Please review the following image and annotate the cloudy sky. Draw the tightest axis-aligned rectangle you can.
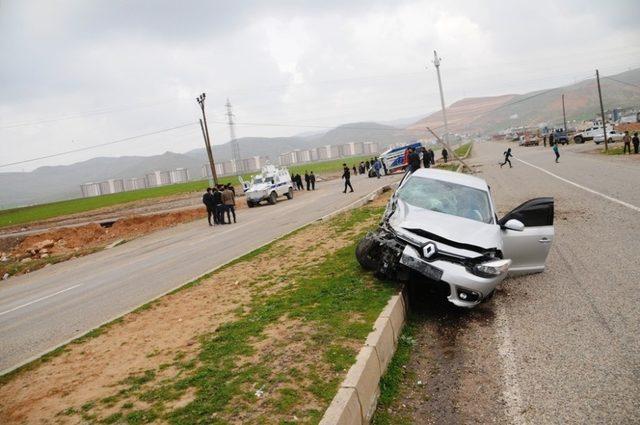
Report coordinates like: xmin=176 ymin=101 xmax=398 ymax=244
xmin=1 ymin=0 xmax=639 ymax=171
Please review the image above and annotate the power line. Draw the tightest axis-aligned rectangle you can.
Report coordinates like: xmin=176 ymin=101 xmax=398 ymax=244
xmin=603 ymin=76 xmax=640 ymax=90
xmin=0 ymin=122 xmax=197 ymax=169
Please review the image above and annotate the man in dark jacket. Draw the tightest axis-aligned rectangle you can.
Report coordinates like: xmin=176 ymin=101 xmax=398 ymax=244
xmin=408 ymin=148 xmax=421 ymax=172
xmin=442 ymin=148 xmax=449 ymax=163
xmin=202 ymin=188 xmax=216 ymax=226
xmin=342 ymin=163 xmax=354 ymax=193
xmin=310 ymin=171 xmax=316 ymax=190
xmin=304 ymin=171 xmax=311 ymax=191
xmin=421 ymin=147 xmax=430 ymax=168
xmin=429 ymin=148 xmax=435 ymax=165
xmin=212 ymin=186 xmax=224 ymax=224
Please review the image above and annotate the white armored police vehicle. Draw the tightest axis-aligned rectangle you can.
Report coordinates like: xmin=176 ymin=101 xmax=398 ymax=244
xmin=240 ymin=163 xmax=294 ymax=207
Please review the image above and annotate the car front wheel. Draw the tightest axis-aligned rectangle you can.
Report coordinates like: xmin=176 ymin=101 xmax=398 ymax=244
xmin=355 ymin=233 xmax=381 ymax=271
xmin=574 ymin=135 xmax=583 ymax=144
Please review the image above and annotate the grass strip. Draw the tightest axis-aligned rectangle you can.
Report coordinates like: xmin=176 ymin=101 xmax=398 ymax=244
xmin=371 ymin=323 xmax=417 ymax=425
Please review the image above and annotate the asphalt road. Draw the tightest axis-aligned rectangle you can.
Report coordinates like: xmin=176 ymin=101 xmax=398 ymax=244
xmin=388 ymin=142 xmax=640 ymax=424
xmin=0 ymin=174 xmax=400 ymax=373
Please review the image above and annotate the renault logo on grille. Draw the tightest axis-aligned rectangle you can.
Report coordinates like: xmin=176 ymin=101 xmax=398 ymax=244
xmin=422 ymin=242 xmax=437 ymax=259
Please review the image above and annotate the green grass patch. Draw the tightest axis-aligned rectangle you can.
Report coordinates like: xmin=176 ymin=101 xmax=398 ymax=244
xmin=372 ymin=323 xmax=417 ymax=425
xmin=435 ymin=163 xmax=459 ymax=172
xmin=454 ymin=142 xmax=472 ymax=158
xmin=599 ymin=144 xmax=636 ymax=155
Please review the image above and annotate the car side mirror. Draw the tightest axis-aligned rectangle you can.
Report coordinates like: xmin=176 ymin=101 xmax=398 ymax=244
xmin=502 ymin=219 xmax=525 ymax=232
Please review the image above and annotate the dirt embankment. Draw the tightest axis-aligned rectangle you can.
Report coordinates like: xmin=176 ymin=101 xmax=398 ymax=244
xmin=0 ymin=194 xmax=390 ymax=424
xmin=0 ymin=207 xmax=210 ymax=279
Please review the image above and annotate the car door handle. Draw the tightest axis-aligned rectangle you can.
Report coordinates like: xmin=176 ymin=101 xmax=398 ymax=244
xmin=538 ymin=238 xmax=551 ymax=243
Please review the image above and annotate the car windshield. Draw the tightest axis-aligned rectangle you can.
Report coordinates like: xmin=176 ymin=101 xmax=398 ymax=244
xmin=397 ymin=176 xmax=493 ymax=224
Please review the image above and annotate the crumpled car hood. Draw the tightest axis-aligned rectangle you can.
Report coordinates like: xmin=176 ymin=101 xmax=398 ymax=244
xmin=389 ymin=198 xmax=502 ymax=250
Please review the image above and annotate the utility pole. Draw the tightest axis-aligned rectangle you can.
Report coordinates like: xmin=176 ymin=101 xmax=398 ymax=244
xmin=197 ymin=93 xmax=218 ymax=186
xmin=427 ymin=127 xmax=471 ymax=172
xmin=561 ymin=94 xmax=568 ymax=133
xmin=596 ymin=70 xmax=608 ymax=152
xmin=226 ymin=99 xmax=242 ymax=174
xmin=433 ymin=50 xmax=450 ymax=143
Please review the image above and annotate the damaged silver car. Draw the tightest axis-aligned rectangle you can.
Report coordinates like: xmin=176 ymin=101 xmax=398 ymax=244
xmin=356 ymin=169 xmax=554 ymax=307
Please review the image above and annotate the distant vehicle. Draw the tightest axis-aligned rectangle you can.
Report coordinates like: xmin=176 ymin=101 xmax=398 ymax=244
xmin=573 ymin=126 xmax=604 ymax=144
xmin=379 ymin=142 xmax=423 ymax=174
xmin=239 ymin=163 xmax=293 ymax=207
xmin=518 ymin=136 xmax=539 ymax=146
xmin=593 ymin=130 xmax=625 ymax=144
xmin=551 ymin=129 xmax=568 ymax=145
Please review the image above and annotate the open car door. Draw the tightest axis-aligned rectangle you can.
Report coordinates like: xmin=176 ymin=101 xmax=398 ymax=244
xmin=499 ymin=197 xmax=554 ymax=275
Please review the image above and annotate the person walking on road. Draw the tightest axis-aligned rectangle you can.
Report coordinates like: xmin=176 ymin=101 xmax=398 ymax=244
xmin=222 ymin=184 xmax=236 ymax=224
xmin=304 ymin=171 xmax=311 ymax=191
xmin=202 ymin=188 xmax=216 ymax=226
xmin=310 ymin=171 xmax=316 ymax=190
xmin=553 ymin=143 xmax=560 ymax=163
xmin=342 ymin=163 xmax=354 ymax=193
xmin=622 ymin=131 xmax=632 ymax=155
xmin=442 ymin=148 xmax=449 ymax=163
xmin=212 ymin=186 xmax=224 ymax=224
xmin=632 ymin=132 xmax=639 ymax=154
xmin=373 ymin=158 xmax=382 ymax=178
xmin=500 ymin=148 xmax=513 ymax=168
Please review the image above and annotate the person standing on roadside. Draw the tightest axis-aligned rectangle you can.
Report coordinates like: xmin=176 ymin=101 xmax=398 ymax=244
xmin=382 ymin=160 xmax=388 ymax=175
xmin=310 ymin=171 xmax=316 ymax=190
xmin=342 ymin=163 xmax=354 ymax=193
xmin=352 ymin=165 xmax=357 ymax=175
xmin=408 ymin=148 xmax=421 ymax=172
xmin=212 ymin=186 xmax=224 ymax=224
xmin=365 ymin=160 xmax=370 ymax=171
xmin=500 ymin=148 xmax=513 ymax=168
xmin=553 ymin=143 xmax=560 ymax=163
xmin=202 ymin=188 xmax=216 ymax=226
xmin=543 ymin=134 xmax=547 ymax=147
xmin=421 ymin=147 xmax=430 ymax=168
xmin=428 ymin=148 xmax=435 ymax=165
xmin=222 ymin=184 xmax=236 ymax=224
xmin=304 ymin=171 xmax=311 ymax=191
xmin=442 ymin=148 xmax=449 ymax=163
xmin=622 ymin=131 xmax=632 ymax=155
xmin=632 ymin=132 xmax=639 ymax=154
xmin=296 ymin=174 xmax=304 ymax=190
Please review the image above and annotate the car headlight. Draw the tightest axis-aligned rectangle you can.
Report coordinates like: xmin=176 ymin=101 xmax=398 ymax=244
xmin=473 ymin=259 xmax=511 ymax=277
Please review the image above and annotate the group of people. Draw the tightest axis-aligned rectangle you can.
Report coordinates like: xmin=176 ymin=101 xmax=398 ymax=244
xmin=622 ymin=131 xmax=640 ymax=154
xmin=351 ymin=158 xmax=386 ymax=176
xmin=202 ymin=184 xmax=237 ymax=226
xmin=292 ymin=172 xmax=316 ymax=191
xmin=404 ymin=146 xmax=446 ymax=172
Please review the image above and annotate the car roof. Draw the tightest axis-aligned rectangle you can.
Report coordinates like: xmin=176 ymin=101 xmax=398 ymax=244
xmin=409 ymin=168 xmax=489 ymax=191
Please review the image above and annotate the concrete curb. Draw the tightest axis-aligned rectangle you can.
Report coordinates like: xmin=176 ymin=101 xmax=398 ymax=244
xmin=0 ymin=180 xmax=397 ymax=377
xmin=320 ymin=290 xmax=408 ymax=425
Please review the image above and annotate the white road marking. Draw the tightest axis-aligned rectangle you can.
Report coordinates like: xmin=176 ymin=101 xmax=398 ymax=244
xmin=514 ymin=157 xmax=640 ymax=212
xmin=495 ymin=300 xmax=527 ymax=425
xmin=0 ymin=284 xmax=83 ymax=317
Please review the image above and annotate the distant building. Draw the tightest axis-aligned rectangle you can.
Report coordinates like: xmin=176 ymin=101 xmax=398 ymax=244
xmin=80 ymin=182 xmax=101 ymax=197
xmin=98 ymin=179 xmax=125 ymax=195
xmin=170 ymin=168 xmax=189 ymax=184
xmin=124 ymin=177 xmax=147 ymax=191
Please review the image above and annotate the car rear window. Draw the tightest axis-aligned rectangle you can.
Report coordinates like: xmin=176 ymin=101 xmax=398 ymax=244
xmin=397 ymin=176 xmax=493 ymax=224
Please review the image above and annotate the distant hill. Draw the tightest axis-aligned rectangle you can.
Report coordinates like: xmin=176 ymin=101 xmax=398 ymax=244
xmin=408 ymin=67 xmax=640 ymax=134
xmin=1 ymin=122 xmax=419 ymax=208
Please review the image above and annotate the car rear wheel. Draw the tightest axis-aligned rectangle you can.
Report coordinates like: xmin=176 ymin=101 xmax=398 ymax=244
xmin=574 ymin=135 xmax=583 ymax=144
xmin=247 ymin=200 xmax=255 ymax=208
xmin=268 ymin=191 xmax=277 ymax=205
xmin=285 ymin=187 xmax=293 ymax=200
